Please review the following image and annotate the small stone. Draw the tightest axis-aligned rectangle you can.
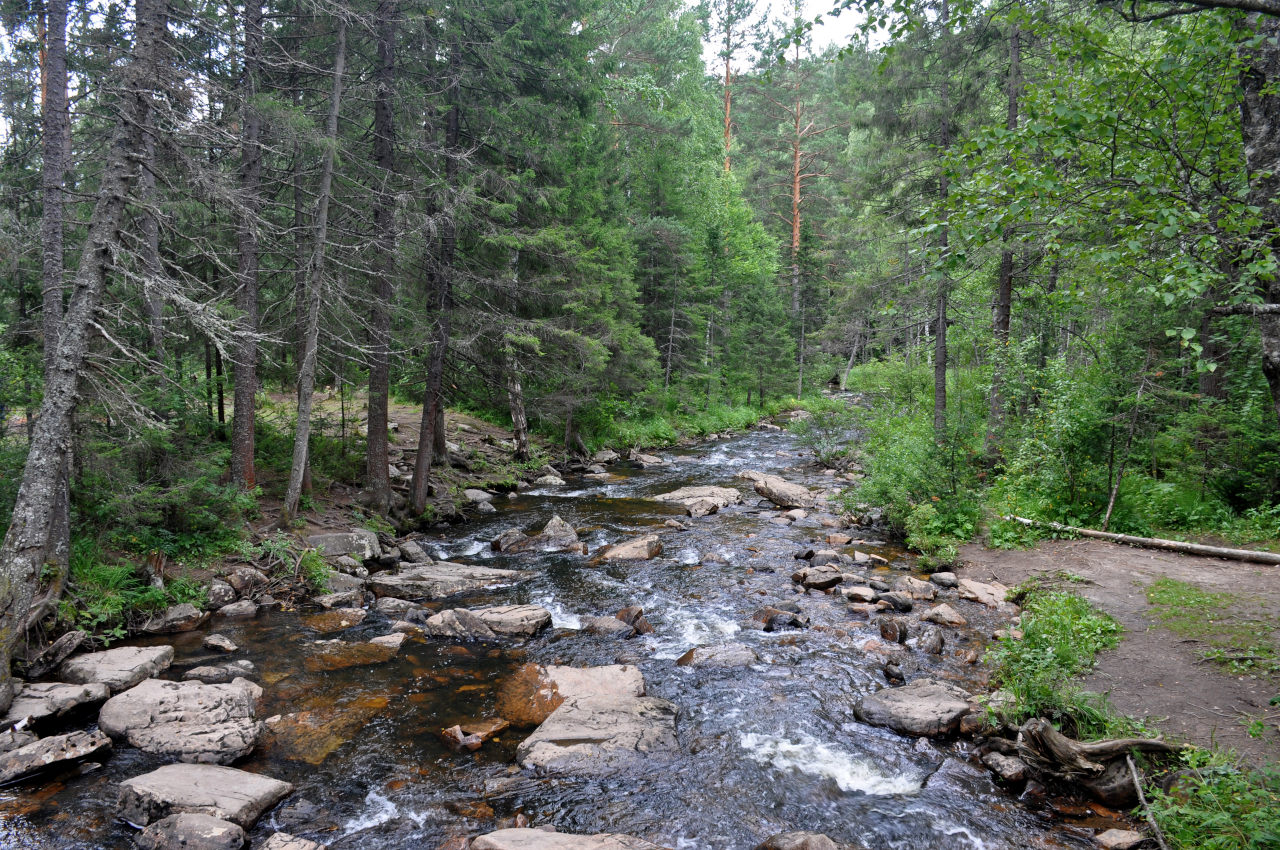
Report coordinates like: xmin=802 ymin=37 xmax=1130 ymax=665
xmin=207 ymin=580 xmax=237 ymax=609
xmin=216 ymin=600 xmax=258 ymax=619
xmin=183 ymin=660 xmax=257 ymax=685
xmin=755 ymin=831 xmax=839 ymax=850
xmin=929 ymin=571 xmax=958 ymax=588
xmin=225 ymin=567 xmax=268 ymax=596
xmin=1095 ymin=829 xmax=1146 ymax=850
xmin=878 ymin=592 xmax=914 ymax=612
xmin=440 ymin=725 xmax=483 ymax=752
xmin=982 ymin=751 xmax=1028 ymax=783
xmin=258 ymin=834 xmax=327 ymax=850
xmin=142 ymin=603 xmax=210 ymax=634
xmin=203 ymin=634 xmax=238 ymax=653
xmin=600 ymin=534 xmax=663 ymax=561
xmin=844 ymin=586 xmax=877 ymax=603
xmin=369 ymin=633 xmax=407 ymax=651
xmin=922 ymin=603 xmax=967 ymax=627
xmin=878 ymin=617 xmax=909 ymax=644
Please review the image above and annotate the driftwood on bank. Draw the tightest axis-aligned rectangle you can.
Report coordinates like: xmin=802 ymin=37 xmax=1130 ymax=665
xmin=1003 ymin=516 xmax=1280 ymax=566
xmin=1016 ymin=718 xmax=1182 ymax=779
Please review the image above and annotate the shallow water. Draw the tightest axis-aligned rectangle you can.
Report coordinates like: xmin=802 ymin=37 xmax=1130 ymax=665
xmin=1 ymin=424 xmax=1106 ymax=849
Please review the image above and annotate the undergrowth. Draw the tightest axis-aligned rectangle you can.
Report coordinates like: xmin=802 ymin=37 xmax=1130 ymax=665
xmin=1148 ymin=749 xmax=1280 ymax=850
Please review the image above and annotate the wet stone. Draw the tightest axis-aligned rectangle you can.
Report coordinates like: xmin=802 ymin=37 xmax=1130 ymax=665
xmin=755 ymin=832 xmax=841 ymax=850
xmin=982 ymin=751 xmax=1029 ymax=783
xmin=516 ymin=692 xmax=679 ymax=776
xmin=495 ymin=663 xmax=644 ymax=728
xmin=1 ymin=681 xmax=109 ymax=729
xmin=323 ymin=571 xmax=366 ymax=594
xmin=877 ymin=617 xmax=909 ymax=644
xmin=600 ymin=534 xmax=663 ymax=561
xmin=929 ymin=571 xmax=958 ymax=588
xmin=921 ymin=604 xmax=967 ymax=627
xmin=202 ymin=634 xmax=238 ymax=653
xmin=262 ymin=696 xmax=389 ymax=765
xmin=133 ymin=813 xmax=246 ymax=850
xmin=0 ymin=729 xmax=111 ymax=785
xmin=117 ymin=763 xmax=294 ymax=829
xmin=791 ymin=564 xmax=843 ymax=590
xmin=302 ymin=608 xmax=367 ymax=634
xmin=216 ymin=600 xmax=258 ymax=620
xmin=374 ymin=597 xmax=421 ymax=616
xmin=471 ymin=828 xmax=667 ymax=850
xmin=98 ymin=677 xmax=263 ymax=765
xmin=854 ymin=678 xmax=974 ymax=738
xmin=473 ymin=604 xmax=552 ymax=637
xmin=183 ymin=660 xmax=257 ymax=685
xmin=676 ymin=643 xmax=758 ymax=668
xmin=878 ymin=592 xmax=914 ymax=613
xmin=585 ymin=616 xmax=635 ymax=639
xmin=367 ymin=562 xmax=530 ymax=601
xmin=259 ymin=833 xmax=328 ymax=850
xmin=142 ymin=603 xmax=209 ymax=635
xmin=892 ymin=575 xmax=937 ymax=601
xmin=302 ymin=641 xmax=396 ymax=673
xmin=59 ymin=645 xmax=174 ymax=694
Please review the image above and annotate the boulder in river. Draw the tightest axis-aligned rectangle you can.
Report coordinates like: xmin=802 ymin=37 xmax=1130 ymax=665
xmin=791 ymin=564 xmax=843 ymax=590
xmin=98 ymin=677 xmax=263 ymax=764
xmin=367 ymin=562 xmax=530 ymax=600
xmin=516 ymin=690 xmax=679 ymax=775
xmin=921 ymin=603 xmax=967 ymax=627
xmin=592 ymin=449 xmax=621 ymax=464
xmin=259 ymin=832 xmax=327 ymax=850
xmin=494 ymin=516 xmax=585 ymax=555
xmin=742 ymin=472 xmax=816 ymax=508
xmin=585 ymin=616 xmax=636 ymax=638
xmin=892 ymin=575 xmax=937 ymax=601
xmin=754 ymin=832 xmax=843 ymax=850
xmin=854 ymin=678 xmax=974 ymax=737
xmin=472 ymin=828 xmax=667 ymax=850
xmin=216 ymin=600 xmax=258 ymax=619
xmin=117 ymin=763 xmax=294 ymax=828
xmin=676 ymin=643 xmax=758 ymax=668
xmin=748 ymin=606 xmax=810 ymax=631
xmin=183 ymin=660 xmax=257 ymax=685
xmin=495 ymin=663 xmax=645 ymax=727
xmin=207 ymin=580 xmax=237 ymax=609
xmin=202 ymin=634 xmax=238 ymax=654
xmin=651 ymin=486 xmax=742 ymax=512
xmin=134 ymin=813 xmax=246 ymax=850
xmin=0 ymin=729 xmax=111 ymax=785
xmin=472 ymin=605 xmax=553 ymax=637
xmin=142 ymin=603 xmax=209 ymax=634
xmin=423 ymin=609 xmax=497 ymax=641
xmin=600 ymin=534 xmax=663 ymax=561
xmin=59 ymin=644 xmax=174 ymax=693
xmin=958 ymin=578 xmax=1009 ymax=607
xmin=1 ymin=681 xmax=109 ymax=730
xmin=929 ymin=571 xmax=958 ymax=588
xmin=305 ymin=530 xmax=380 ymax=562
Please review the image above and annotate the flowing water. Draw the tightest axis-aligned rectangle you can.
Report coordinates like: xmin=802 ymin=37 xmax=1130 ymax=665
xmin=1 ymin=425 xmax=1114 ymax=849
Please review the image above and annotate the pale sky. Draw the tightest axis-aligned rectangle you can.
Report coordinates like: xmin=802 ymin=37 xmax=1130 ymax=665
xmin=700 ymin=0 xmax=868 ymax=73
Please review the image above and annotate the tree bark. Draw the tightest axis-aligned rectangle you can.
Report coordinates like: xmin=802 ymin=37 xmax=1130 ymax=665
xmin=0 ymin=0 xmax=164 ymax=713
xmin=933 ymin=0 xmax=952 ymax=437
xmin=1237 ymin=17 xmax=1280 ymax=431
xmin=365 ymin=0 xmax=398 ymax=514
xmin=139 ymin=132 xmax=165 ymax=360
xmin=281 ymin=17 xmax=346 ymax=526
xmin=505 ymin=342 xmax=530 ymax=462
xmin=230 ymin=0 xmax=263 ymax=491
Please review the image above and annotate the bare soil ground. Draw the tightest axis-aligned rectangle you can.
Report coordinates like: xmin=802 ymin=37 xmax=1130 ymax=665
xmin=958 ymin=539 xmax=1280 ymax=767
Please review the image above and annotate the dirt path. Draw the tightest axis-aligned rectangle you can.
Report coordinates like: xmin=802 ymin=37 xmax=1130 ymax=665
xmin=958 ymin=538 xmax=1280 ymax=767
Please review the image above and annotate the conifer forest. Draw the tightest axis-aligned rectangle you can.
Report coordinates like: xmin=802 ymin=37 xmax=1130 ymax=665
xmin=1 ymin=0 xmax=1279 ymax=848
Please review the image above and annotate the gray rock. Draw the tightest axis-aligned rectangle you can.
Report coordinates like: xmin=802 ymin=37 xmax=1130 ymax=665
xmin=305 ymin=530 xmax=380 ymax=562
xmin=929 ymin=571 xmax=958 ymax=588
xmin=0 ymin=729 xmax=111 ymax=785
xmin=366 ymin=562 xmax=530 ymax=601
xmin=1095 ymin=829 xmax=1146 ymax=850
xmin=398 ymin=540 xmax=431 ymax=564
xmin=748 ymin=606 xmax=809 ymax=631
xmin=517 ymin=692 xmax=679 ymax=775
xmin=368 ymin=633 xmax=406 ymax=651
xmin=592 ymin=449 xmax=621 ymax=464
xmin=685 ymin=499 xmax=720 ymax=518
xmin=534 ymin=474 xmax=566 ymax=487
xmin=476 ymin=501 xmax=498 ymax=514
xmin=99 ymin=678 xmax=263 ymax=764
xmin=982 ymin=751 xmax=1028 ymax=782
xmin=755 ymin=833 xmax=840 ymax=850
xmin=374 ymin=597 xmax=421 ymax=616
xmin=844 ymin=586 xmax=877 ymax=603
xmin=676 ymin=643 xmax=758 ymax=667
xmin=423 ymin=609 xmax=497 ymax=640
xmin=499 ymin=516 xmax=584 ymax=555
xmin=134 ymin=813 xmax=246 ymax=850
xmin=473 ymin=605 xmax=552 ymax=637
xmin=892 ymin=575 xmax=937 ymax=600
xmin=630 ymin=452 xmax=666 ymax=468
xmin=916 ymin=626 xmax=945 ymax=655
xmin=921 ymin=603 xmax=967 ymax=627
xmin=472 ymin=829 xmax=665 ymax=850
xmin=224 ymin=567 xmax=268 ymax=596
xmin=59 ymin=645 xmax=174 ymax=693
xmin=585 ymin=616 xmax=635 ymax=638
xmin=854 ymin=679 xmax=973 ymax=737
xmin=117 ymin=763 xmax=294 ymax=828
xmin=878 ymin=592 xmax=914 ymax=612
xmin=791 ymin=564 xmax=843 ymax=591
xmin=333 ymin=555 xmax=364 ymax=575
xmin=750 ymin=474 xmax=816 ymax=508
xmin=216 ymin=600 xmax=258 ymax=619
xmin=2 ymin=681 xmax=109 ymax=729
xmin=809 ymin=550 xmax=840 ymax=567
xmin=0 ymin=729 xmax=38 ymax=753
xmin=143 ymin=603 xmax=209 ymax=634
xmin=203 ymin=634 xmax=238 ymax=653
xmin=207 ymin=581 xmax=237 ymax=609
xmin=600 ymin=534 xmax=662 ymax=561
xmin=958 ymin=578 xmax=1008 ymax=607
xmin=651 ymin=486 xmax=742 ymax=511
xmin=258 ymin=834 xmax=328 ymax=850
xmin=183 ymin=660 xmax=257 ymax=685
xmin=324 ymin=571 xmax=366 ymax=594
xmin=312 ymin=590 xmax=362 ymax=609
xmin=464 ymin=488 xmax=495 ymax=504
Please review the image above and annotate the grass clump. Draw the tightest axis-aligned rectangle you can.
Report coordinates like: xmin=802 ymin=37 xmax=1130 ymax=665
xmin=1148 ymin=749 xmax=1280 ymax=850
xmin=985 ymin=580 xmax=1123 ymax=733
xmin=1146 ymin=578 xmax=1279 ymax=676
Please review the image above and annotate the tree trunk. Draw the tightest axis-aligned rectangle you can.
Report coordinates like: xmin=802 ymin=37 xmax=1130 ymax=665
xmin=505 ymin=343 xmax=530 ymax=462
xmin=1237 ymin=17 xmax=1280 ymax=430
xmin=933 ymin=0 xmax=952 ymax=438
xmin=365 ymin=0 xmax=397 ymax=514
xmin=281 ymin=17 xmax=345 ymax=526
xmin=0 ymin=0 xmax=164 ymax=713
xmin=139 ymin=132 xmax=165 ymax=360
xmin=230 ymin=0 xmax=262 ymax=491
xmin=410 ymin=39 xmax=460 ymax=515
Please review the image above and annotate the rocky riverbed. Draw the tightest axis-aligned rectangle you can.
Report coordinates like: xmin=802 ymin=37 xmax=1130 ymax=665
xmin=0 ymin=422 xmax=1142 ymax=849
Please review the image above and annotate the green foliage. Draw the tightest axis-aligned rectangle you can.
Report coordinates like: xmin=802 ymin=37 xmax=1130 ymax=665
xmin=298 ymin=548 xmax=331 ymax=593
xmin=985 ymin=582 xmax=1122 ymax=732
xmin=1148 ymin=749 xmax=1280 ymax=850
xmin=789 ymin=407 xmax=857 ymax=468
xmin=59 ymin=538 xmax=205 ymax=644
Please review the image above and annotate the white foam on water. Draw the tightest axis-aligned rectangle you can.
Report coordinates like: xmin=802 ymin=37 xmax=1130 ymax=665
xmin=532 ymin=593 xmax=582 ymax=629
xmin=340 ymin=789 xmax=426 ymax=835
xmin=649 ymin=606 xmax=741 ymax=659
xmin=675 ymin=548 xmax=701 ymax=565
xmin=739 ymin=732 xmax=921 ymax=795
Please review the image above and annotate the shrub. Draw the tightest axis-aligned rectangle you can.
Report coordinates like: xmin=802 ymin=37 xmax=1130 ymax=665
xmin=1148 ymin=749 xmax=1280 ymax=850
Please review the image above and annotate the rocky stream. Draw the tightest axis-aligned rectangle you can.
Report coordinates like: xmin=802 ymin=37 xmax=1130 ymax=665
xmin=0 ymin=422 xmax=1142 ymax=850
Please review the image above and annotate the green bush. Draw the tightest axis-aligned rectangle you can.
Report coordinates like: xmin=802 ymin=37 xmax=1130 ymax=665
xmin=790 ymin=407 xmax=858 ymax=468
xmin=1149 ymin=749 xmax=1280 ymax=850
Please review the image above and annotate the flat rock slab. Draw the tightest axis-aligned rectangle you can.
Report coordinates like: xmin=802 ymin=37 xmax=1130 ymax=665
xmin=854 ymin=679 xmax=974 ymax=738
xmin=259 ymin=833 xmax=328 ymax=850
xmin=263 ymin=696 xmax=390 ymax=765
xmin=134 ymin=813 xmax=246 ymax=850
xmin=367 ymin=563 xmax=530 ymax=601
xmin=305 ymin=530 xmax=379 ymax=561
xmin=676 ymin=643 xmax=758 ymax=668
xmin=958 ymin=579 xmax=1008 ymax=607
xmin=747 ymin=473 xmax=815 ymax=508
xmin=99 ymin=678 xmax=262 ymax=764
xmin=496 ymin=664 xmax=645 ymax=727
xmin=472 ymin=828 xmax=667 ymax=850
xmin=600 ymin=534 xmax=663 ymax=561
xmin=473 ymin=605 xmax=552 ymax=637
xmin=183 ymin=660 xmax=257 ymax=685
xmin=2 ymin=681 xmax=109 ymax=729
xmin=424 ymin=609 xmax=497 ymax=640
xmin=517 ymin=693 xmax=679 ymax=775
xmin=58 ymin=645 xmax=174 ymax=693
xmin=0 ymin=729 xmax=111 ymax=785
xmin=651 ymin=486 xmax=742 ymax=510
xmin=118 ymin=763 xmax=294 ymax=828
xmin=303 ymin=641 xmax=396 ymax=673
xmin=302 ymin=608 xmax=368 ymax=634
xmin=755 ymin=833 xmax=841 ymax=850
xmin=892 ymin=576 xmax=937 ymax=600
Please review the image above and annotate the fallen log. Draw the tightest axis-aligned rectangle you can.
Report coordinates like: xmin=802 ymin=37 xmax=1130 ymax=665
xmin=1002 ymin=516 xmax=1280 ymax=566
